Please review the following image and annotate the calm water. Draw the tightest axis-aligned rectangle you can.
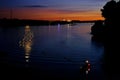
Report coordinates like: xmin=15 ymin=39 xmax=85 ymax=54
xmin=0 ymin=23 xmax=105 ymax=80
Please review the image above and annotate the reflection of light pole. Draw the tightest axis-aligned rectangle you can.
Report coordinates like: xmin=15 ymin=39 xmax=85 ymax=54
xmin=19 ymin=25 xmax=33 ymax=63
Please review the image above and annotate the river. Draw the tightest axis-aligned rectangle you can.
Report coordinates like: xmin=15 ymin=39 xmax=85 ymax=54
xmin=0 ymin=23 xmax=105 ymax=80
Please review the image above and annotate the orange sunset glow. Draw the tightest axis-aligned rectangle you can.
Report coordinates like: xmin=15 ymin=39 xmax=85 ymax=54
xmin=0 ymin=8 xmax=104 ymax=21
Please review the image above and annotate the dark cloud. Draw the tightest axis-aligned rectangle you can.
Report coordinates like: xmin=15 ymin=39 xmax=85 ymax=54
xmin=23 ymin=5 xmax=48 ymax=8
xmin=59 ymin=9 xmax=92 ymax=13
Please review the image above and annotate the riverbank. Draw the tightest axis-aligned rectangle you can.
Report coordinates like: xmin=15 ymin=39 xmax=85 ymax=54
xmin=0 ymin=19 xmax=98 ymax=27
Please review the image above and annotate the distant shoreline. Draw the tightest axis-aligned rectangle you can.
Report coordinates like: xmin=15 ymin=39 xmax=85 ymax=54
xmin=0 ymin=19 xmax=103 ymax=27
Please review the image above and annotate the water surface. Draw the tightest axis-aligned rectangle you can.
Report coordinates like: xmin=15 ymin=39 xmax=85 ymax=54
xmin=0 ymin=23 xmax=104 ymax=80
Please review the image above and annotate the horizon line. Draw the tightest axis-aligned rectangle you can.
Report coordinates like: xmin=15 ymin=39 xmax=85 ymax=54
xmin=0 ymin=18 xmax=104 ymax=21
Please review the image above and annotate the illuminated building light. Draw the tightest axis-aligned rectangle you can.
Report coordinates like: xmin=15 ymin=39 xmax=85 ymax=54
xmin=62 ymin=19 xmax=66 ymax=21
xmin=67 ymin=20 xmax=72 ymax=22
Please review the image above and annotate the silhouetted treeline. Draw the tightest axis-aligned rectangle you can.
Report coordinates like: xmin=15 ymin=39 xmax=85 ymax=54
xmin=91 ymin=20 xmax=104 ymax=36
xmin=91 ymin=0 xmax=120 ymax=79
xmin=0 ymin=19 xmax=49 ymax=26
xmin=0 ymin=18 xmax=99 ymax=27
xmin=91 ymin=0 xmax=120 ymax=40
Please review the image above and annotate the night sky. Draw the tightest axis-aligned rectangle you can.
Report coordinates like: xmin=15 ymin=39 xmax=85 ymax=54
xmin=0 ymin=0 xmax=109 ymax=21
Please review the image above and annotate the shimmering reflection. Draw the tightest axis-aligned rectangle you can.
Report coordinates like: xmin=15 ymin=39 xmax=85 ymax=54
xmin=19 ymin=25 xmax=33 ymax=63
xmin=80 ymin=60 xmax=91 ymax=74
xmin=66 ymin=24 xmax=72 ymax=40
xmin=57 ymin=23 xmax=60 ymax=32
xmin=0 ymin=23 xmax=105 ymax=80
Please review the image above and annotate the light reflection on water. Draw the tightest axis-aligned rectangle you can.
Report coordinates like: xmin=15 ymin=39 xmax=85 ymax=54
xmin=19 ymin=25 xmax=33 ymax=63
xmin=0 ymin=23 xmax=104 ymax=80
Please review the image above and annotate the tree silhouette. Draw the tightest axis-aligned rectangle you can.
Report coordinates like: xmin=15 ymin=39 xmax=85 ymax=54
xmin=91 ymin=0 xmax=120 ymax=78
